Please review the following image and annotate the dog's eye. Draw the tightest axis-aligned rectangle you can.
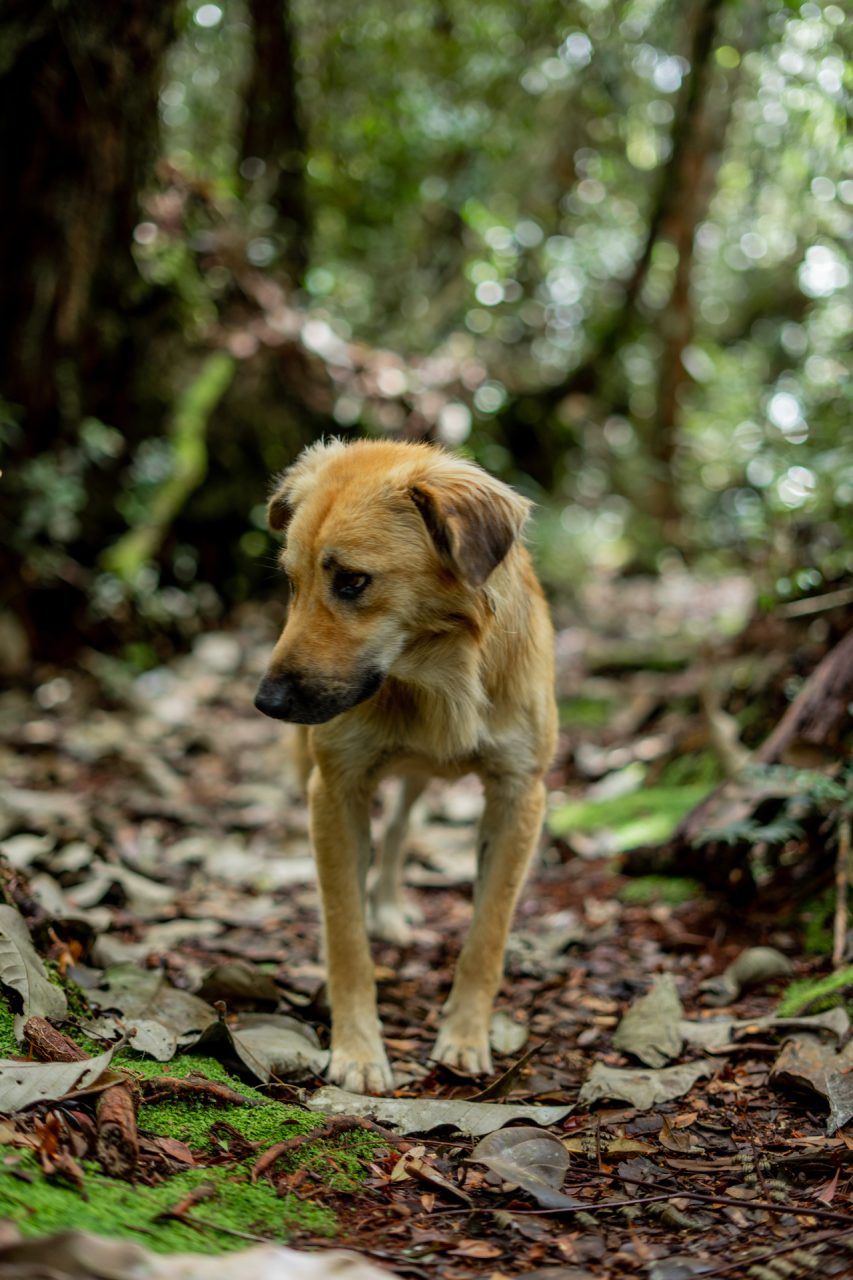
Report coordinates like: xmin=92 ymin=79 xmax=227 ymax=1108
xmin=333 ymin=571 xmax=371 ymax=600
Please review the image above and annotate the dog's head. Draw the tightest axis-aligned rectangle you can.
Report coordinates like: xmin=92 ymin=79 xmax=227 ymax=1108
xmin=254 ymin=439 xmax=530 ymax=724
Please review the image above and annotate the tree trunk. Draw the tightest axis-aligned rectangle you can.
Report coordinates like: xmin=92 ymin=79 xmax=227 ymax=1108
xmin=647 ymin=0 xmax=728 ymax=534
xmin=241 ymin=0 xmax=309 ymax=283
xmin=0 ymin=0 xmax=179 ymax=654
xmin=494 ymin=0 xmax=728 ymax=496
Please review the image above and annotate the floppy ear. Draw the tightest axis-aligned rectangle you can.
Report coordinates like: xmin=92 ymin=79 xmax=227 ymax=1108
xmin=267 ymin=473 xmax=294 ymax=532
xmin=409 ymin=464 xmax=531 ymax=587
xmin=266 ymin=438 xmax=348 ymax=533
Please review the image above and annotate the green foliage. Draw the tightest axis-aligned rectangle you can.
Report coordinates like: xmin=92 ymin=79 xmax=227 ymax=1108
xmin=777 ymin=966 xmax=853 ymax=1017
xmin=549 ymin=783 xmax=712 ymax=851
xmin=619 ymin=875 xmax=703 ymax=906
xmin=559 ymin=695 xmax=613 ymax=728
xmin=7 ymin=0 xmax=853 ymax=643
xmin=102 ymin=353 xmax=236 ymax=581
xmin=693 ymin=764 xmax=852 ymax=849
xmin=800 ymin=887 xmax=835 ymax=957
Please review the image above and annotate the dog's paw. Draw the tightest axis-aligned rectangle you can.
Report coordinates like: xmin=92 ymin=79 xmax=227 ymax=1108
xmin=367 ymin=893 xmax=423 ymax=944
xmin=328 ymin=1042 xmax=394 ymax=1095
xmin=368 ymin=900 xmax=414 ymax=945
xmin=432 ymin=1024 xmax=493 ymax=1076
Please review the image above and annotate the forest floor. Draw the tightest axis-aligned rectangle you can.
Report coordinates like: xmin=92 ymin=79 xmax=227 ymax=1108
xmin=0 ymin=576 xmax=851 ymax=1279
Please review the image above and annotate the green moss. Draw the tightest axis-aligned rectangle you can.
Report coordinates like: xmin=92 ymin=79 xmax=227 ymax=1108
xmin=129 ymin=1056 xmax=382 ymax=1190
xmin=559 ymin=696 xmax=613 ymax=728
xmin=777 ymin=967 xmax=853 ymax=1017
xmin=0 ymin=998 xmax=19 ymax=1056
xmin=139 ymin=1089 xmax=374 ymax=1192
xmin=0 ymin=1150 xmax=335 ymax=1254
xmin=549 ymin=784 xmax=711 ymax=852
xmin=619 ymin=875 xmax=703 ymax=906
xmin=801 ymin=888 xmax=835 ymax=956
xmin=0 ymin=1040 xmax=382 ymax=1252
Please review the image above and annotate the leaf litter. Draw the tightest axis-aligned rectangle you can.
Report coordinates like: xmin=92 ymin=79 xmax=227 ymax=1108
xmin=2 ymin=606 xmax=853 ymax=1277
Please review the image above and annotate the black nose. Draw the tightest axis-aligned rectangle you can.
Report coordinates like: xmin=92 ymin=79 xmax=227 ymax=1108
xmin=254 ymin=674 xmax=297 ymax=721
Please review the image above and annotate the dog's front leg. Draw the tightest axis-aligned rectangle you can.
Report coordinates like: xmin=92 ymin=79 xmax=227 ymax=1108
xmin=309 ymin=768 xmax=393 ymax=1094
xmin=433 ymin=773 xmax=545 ymax=1074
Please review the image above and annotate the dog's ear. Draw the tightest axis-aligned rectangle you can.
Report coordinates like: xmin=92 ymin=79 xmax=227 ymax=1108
xmin=266 ymin=438 xmax=348 ymax=533
xmin=267 ymin=475 xmax=294 ymax=532
xmin=409 ymin=462 xmax=531 ymax=587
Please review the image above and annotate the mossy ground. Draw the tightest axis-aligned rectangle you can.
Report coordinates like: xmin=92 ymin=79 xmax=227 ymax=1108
xmin=0 ymin=1000 xmax=381 ymax=1254
xmin=0 ymin=1148 xmax=336 ymax=1253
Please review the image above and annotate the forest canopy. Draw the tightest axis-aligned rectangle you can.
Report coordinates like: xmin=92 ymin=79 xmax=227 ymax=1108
xmin=1 ymin=0 xmax=850 ymax=664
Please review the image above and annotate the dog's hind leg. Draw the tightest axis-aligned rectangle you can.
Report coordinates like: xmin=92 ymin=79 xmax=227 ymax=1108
xmin=368 ymin=774 xmax=427 ymax=944
xmin=432 ymin=773 xmax=545 ymax=1075
xmin=309 ymin=767 xmax=393 ymax=1094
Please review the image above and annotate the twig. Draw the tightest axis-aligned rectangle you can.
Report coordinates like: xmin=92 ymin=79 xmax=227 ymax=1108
xmin=833 ymin=815 xmax=852 ymax=969
xmin=616 ymin=1171 xmax=853 ymax=1225
xmin=695 ymin=1225 xmax=853 ymax=1278
xmin=138 ymin=1075 xmax=264 ymax=1108
xmin=252 ymin=1115 xmax=405 ymax=1182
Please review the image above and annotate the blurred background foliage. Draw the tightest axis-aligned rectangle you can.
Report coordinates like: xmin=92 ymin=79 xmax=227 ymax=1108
xmin=1 ymin=0 xmax=850 ymax=667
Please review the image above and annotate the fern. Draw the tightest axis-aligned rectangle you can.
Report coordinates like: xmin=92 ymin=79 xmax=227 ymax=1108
xmin=692 ymin=763 xmax=851 ymax=849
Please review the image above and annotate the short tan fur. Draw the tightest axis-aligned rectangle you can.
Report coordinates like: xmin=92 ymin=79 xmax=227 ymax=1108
xmin=255 ymin=438 xmax=557 ymax=1093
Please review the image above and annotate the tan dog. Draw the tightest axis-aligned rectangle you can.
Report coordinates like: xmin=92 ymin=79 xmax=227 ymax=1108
xmin=255 ymin=439 xmax=557 ymax=1093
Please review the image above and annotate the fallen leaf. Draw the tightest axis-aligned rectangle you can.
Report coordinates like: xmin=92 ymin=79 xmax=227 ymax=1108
xmin=205 ymin=1013 xmax=329 ymax=1083
xmin=85 ymin=964 xmax=217 ymax=1060
xmin=814 ymin=1168 xmax=840 ymax=1203
xmin=578 ymin=1061 xmax=715 ymax=1111
xmin=679 ymin=1006 xmax=849 ymax=1051
xmin=0 ymin=904 xmax=67 ymax=1032
xmin=197 ymin=961 xmax=280 ymax=1010
xmin=489 ymin=1010 xmax=529 ymax=1056
xmin=306 ymin=1087 xmax=572 ymax=1136
xmin=391 ymin=1148 xmax=472 ymax=1204
xmin=769 ymin=1034 xmax=853 ymax=1134
xmin=450 ymin=1240 xmax=504 ymax=1258
xmin=613 ymin=974 xmax=683 ymax=1068
xmin=470 ymin=1125 xmax=581 ymax=1209
xmin=0 ymin=1231 xmax=394 ymax=1278
xmin=700 ymin=947 xmax=792 ymax=1006
xmin=0 ymin=1048 xmax=115 ymax=1112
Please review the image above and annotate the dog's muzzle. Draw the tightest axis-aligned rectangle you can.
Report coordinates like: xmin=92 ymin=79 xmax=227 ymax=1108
xmin=254 ymin=667 xmax=385 ymax=725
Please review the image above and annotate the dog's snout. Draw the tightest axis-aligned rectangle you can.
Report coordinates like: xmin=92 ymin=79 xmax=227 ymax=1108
xmin=254 ymin=673 xmax=299 ymax=721
xmin=254 ymin=665 xmax=386 ymax=725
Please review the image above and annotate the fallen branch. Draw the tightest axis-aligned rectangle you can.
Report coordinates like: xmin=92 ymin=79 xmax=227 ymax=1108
xmin=138 ymin=1074 xmax=264 ymax=1108
xmin=252 ymin=1115 xmax=406 ymax=1182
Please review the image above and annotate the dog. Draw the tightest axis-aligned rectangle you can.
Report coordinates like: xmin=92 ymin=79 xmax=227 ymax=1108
xmin=254 ymin=438 xmax=557 ymax=1093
